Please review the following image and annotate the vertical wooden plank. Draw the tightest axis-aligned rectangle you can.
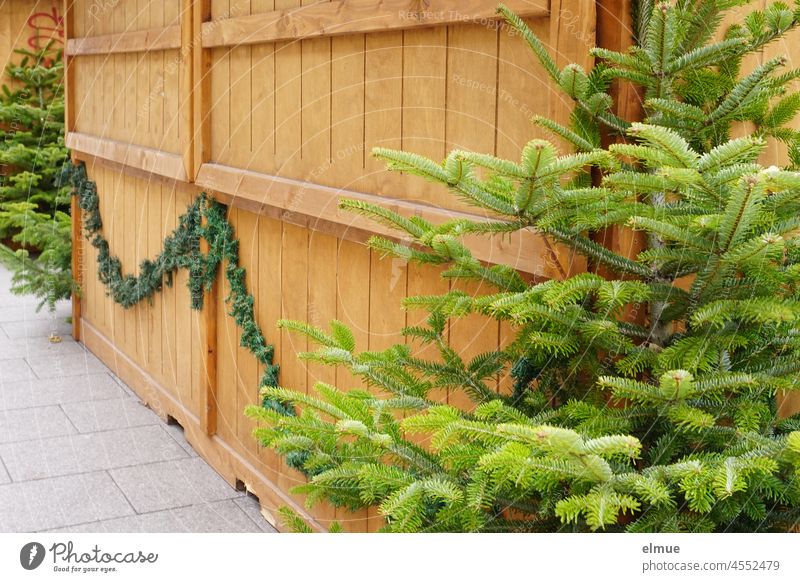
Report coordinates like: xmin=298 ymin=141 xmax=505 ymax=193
xmin=180 ymin=0 xmax=195 ymax=178
xmin=334 ymin=238 xmax=370 ymax=532
xmin=329 ymin=33 xmax=364 ymax=189
xmin=362 ymin=31 xmax=403 ymax=197
xmin=401 ymin=27 xmax=447 ymax=206
xmin=406 ymin=263 xmax=449 ymax=404
xmin=448 ymin=279 xmax=500 ymax=411
xmin=70 ymin=182 xmax=82 ymax=341
xmin=109 ymin=168 xmax=125 ymax=352
xmin=257 ymin=214 xmax=282 ymax=484
xmin=161 ymin=183 xmax=177 ymax=388
xmin=147 ymin=180 xmax=164 ymax=383
xmin=200 ymin=205 xmax=218 ymax=436
xmin=301 ymin=34 xmax=331 ymax=179
xmin=228 ymin=43 xmax=252 ymax=167
xmin=175 ymin=189 xmax=194 ymax=409
xmin=66 ymin=1 xmax=80 ymax=340
xmin=134 ymin=176 xmax=150 ymax=365
xmin=216 ymin=205 xmax=238 ymax=444
xmin=278 ymin=223 xmax=308 ymax=498
xmin=250 ymin=40 xmax=276 ymax=174
xmin=111 ymin=4 xmax=125 ymax=142
xmin=122 ymin=173 xmax=137 ymax=358
xmin=124 ymin=0 xmax=137 ymax=143
xmin=0 ymin=3 xmax=10 ymax=73
xmin=210 ymin=45 xmax=231 ymax=163
xmin=446 ymin=24 xmax=498 ymax=159
xmin=210 ymin=0 xmax=231 ymax=164
xmin=64 ymin=1 xmax=76 ymax=135
xmin=164 ymin=2 xmax=181 ymax=151
xmin=444 ymin=22 xmax=501 ymax=409
xmin=497 ymin=17 xmax=551 ymax=159
xmin=193 ymin=0 xmax=212 ymax=177
xmin=367 ymin=250 xmax=407 ymax=532
xmin=274 ymin=41 xmax=301 ymax=173
xmin=148 ymin=1 xmax=165 ymax=150
xmin=236 ymin=207 xmax=260 ymax=456
xmin=306 ymin=231 xmax=338 ymax=530
xmin=548 ymin=0 xmax=596 ymax=129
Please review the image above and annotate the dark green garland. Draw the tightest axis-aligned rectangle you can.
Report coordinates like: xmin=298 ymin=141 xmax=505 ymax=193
xmin=70 ymin=162 xmax=288 ymax=413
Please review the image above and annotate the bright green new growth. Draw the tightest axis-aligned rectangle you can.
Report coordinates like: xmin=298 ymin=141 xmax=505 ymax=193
xmin=0 ymin=45 xmax=73 ymax=311
xmin=247 ymin=0 xmax=800 ymax=532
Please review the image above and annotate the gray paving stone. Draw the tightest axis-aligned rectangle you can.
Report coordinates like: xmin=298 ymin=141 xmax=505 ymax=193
xmin=0 ymin=306 xmax=56 ymax=322
xmin=163 ymin=423 xmax=199 ymax=457
xmin=233 ymin=495 xmax=278 ymax=533
xmin=109 ymin=457 xmax=241 ymax=513
xmin=169 ymin=500 xmax=265 ymax=532
xmin=0 ymin=373 xmax=127 ymax=411
xmin=46 ymin=500 xmax=263 ymax=533
xmin=0 ymin=425 xmax=188 ymax=481
xmin=0 ymin=461 xmax=9 ymax=484
xmin=0 ymin=336 xmax=85 ymax=360
xmin=61 ymin=397 xmax=160 ymax=433
xmin=0 ymin=471 xmax=134 ymax=532
xmin=26 ymin=351 xmax=111 ymax=379
xmin=0 ymin=406 xmax=77 ymax=444
xmin=0 ymin=358 xmax=35 ymax=383
xmin=1 ymin=318 xmax=72 ymax=340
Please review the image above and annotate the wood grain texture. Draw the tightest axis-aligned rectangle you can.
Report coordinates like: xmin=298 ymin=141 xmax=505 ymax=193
xmin=202 ymin=0 xmax=549 ymax=48
xmin=66 ymin=25 xmax=181 ymax=55
xmin=66 ymin=132 xmax=188 ymax=180
xmin=195 ymin=162 xmax=567 ymax=278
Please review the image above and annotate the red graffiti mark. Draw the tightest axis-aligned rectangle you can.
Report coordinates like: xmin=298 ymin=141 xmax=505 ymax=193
xmin=26 ymin=6 xmax=64 ymax=52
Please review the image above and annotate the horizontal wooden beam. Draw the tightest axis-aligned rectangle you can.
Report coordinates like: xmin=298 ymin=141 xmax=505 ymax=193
xmin=66 ymin=133 xmax=188 ymax=182
xmin=66 ymin=25 xmax=181 ymax=56
xmin=201 ymin=0 xmax=549 ymax=48
xmin=196 ymin=162 xmax=574 ymax=278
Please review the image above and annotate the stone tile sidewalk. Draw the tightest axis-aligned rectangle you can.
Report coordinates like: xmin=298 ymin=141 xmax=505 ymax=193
xmin=0 ymin=265 xmax=276 ymax=533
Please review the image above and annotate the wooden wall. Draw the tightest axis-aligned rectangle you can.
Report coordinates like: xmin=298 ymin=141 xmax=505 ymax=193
xmin=65 ymin=0 xmax=591 ymax=532
xmin=0 ymin=1 xmax=64 ymax=83
xmin=62 ymin=0 xmax=800 ymax=532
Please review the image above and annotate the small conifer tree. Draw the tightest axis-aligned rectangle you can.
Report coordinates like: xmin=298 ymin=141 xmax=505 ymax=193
xmin=247 ymin=1 xmax=800 ymax=532
xmin=0 ymin=45 xmax=73 ymax=311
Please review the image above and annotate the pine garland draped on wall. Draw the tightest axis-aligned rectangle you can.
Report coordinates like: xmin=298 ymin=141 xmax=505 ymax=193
xmin=70 ymin=162 xmax=287 ymax=412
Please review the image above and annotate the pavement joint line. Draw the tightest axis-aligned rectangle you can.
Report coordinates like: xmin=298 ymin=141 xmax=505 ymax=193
xmin=105 ymin=469 xmax=141 ymax=516
xmin=0 ymin=437 xmax=194 ymax=486
xmin=35 ymin=498 xmax=269 ymax=533
xmin=58 ymin=402 xmax=82 ymax=434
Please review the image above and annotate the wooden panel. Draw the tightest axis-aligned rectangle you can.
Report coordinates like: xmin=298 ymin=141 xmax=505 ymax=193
xmin=67 ymin=0 xmax=610 ymax=533
xmin=202 ymin=0 xmax=549 ymax=48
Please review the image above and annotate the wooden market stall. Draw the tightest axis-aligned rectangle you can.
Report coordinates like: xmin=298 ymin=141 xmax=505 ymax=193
xmin=61 ymin=0 xmax=800 ymax=531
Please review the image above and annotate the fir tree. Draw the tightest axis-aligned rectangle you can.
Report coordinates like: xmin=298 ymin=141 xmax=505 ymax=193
xmin=246 ymin=0 xmax=800 ymax=532
xmin=0 ymin=45 xmax=73 ymax=311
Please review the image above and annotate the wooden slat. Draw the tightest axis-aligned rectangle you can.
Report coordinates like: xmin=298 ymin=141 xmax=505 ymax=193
xmin=196 ymin=162 xmax=566 ymax=278
xmin=66 ymin=25 xmax=182 ymax=56
xmin=193 ymin=0 xmax=212 ymax=178
xmin=201 ymin=0 xmax=549 ymax=48
xmin=70 ymin=172 xmax=82 ymax=341
xmin=66 ymin=132 xmax=188 ymax=181
xmin=181 ymin=0 xmax=195 ymax=180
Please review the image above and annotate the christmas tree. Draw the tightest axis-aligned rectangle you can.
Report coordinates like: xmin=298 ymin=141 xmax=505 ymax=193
xmin=247 ymin=0 xmax=800 ymax=532
xmin=0 ymin=45 xmax=73 ymax=311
